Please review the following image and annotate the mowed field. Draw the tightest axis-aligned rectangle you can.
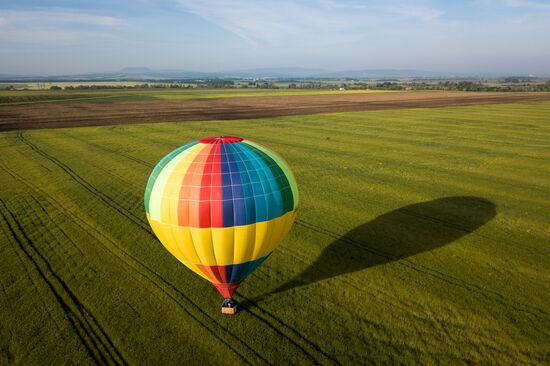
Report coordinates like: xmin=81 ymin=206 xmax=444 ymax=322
xmin=0 ymin=92 xmax=549 ymax=364
xmin=2 ymin=90 xmax=550 ymax=131
xmin=0 ymin=88 xmax=391 ymax=105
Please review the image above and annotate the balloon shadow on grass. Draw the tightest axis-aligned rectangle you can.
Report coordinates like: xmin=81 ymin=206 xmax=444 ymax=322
xmin=260 ymin=196 xmax=496 ymax=300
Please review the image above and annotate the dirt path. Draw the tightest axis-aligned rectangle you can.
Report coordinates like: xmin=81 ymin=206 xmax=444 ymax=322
xmin=1 ymin=91 xmax=550 ymax=131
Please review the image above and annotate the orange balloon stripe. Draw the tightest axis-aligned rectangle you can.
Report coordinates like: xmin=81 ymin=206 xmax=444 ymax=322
xmin=177 ymin=143 xmax=213 ymax=226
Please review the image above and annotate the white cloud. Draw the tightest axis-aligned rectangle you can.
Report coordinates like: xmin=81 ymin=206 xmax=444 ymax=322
xmin=502 ymin=0 xmax=550 ymax=9
xmin=174 ymin=0 xmax=446 ymax=45
xmin=1 ymin=9 xmax=125 ymax=27
xmin=0 ymin=9 xmax=126 ymax=45
xmin=383 ymin=4 xmax=444 ymax=21
xmin=473 ymin=0 xmax=550 ymax=10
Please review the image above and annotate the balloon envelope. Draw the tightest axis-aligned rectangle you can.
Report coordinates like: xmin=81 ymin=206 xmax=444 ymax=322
xmin=144 ymin=136 xmax=298 ymax=298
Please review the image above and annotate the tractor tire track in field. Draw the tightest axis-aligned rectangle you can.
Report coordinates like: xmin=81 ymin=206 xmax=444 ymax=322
xmin=0 ymin=201 xmax=68 ymax=343
xmin=52 ymin=130 xmax=549 ymax=323
xmin=0 ymin=161 xmax=265 ymax=365
xmin=55 ymin=141 xmax=539 ymax=362
xmin=46 ymin=132 xmax=341 ymax=364
xmin=252 ymin=128 xmax=550 ymax=199
xmin=26 ymin=194 xmax=93 ymax=278
xmin=271 ymin=242 xmax=546 ymax=361
xmin=17 ymin=132 xmax=152 ymax=233
xmin=0 ymin=199 xmax=128 ymax=365
xmin=60 ymin=132 xmax=156 ymax=176
xmin=294 ymin=219 xmax=548 ymax=321
xmin=4 ymin=145 xmax=268 ymax=365
xmin=60 ymin=131 xmax=155 ymax=169
xmin=18 ymin=132 xmax=548 ymax=362
xmin=7 ymin=142 xmax=328 ymax=365
xmin=31 ymin=197 xmax=268 ymax=363
xmin=45 ymin=132 xmax=344 ymax=364
xmin=266 ymin=239 xmax=542 ymax=361
xmin=55 ymin=133 xmax=549 ymax=325
xmin=237 ymin=294 xmax=342 ymax=365
xmin=16 ymin=196 xmax=127 ymax=363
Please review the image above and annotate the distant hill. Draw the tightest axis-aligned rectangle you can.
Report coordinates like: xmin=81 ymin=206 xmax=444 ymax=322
xmin=0 ymin=67 xmax=545 ymax=81
xmin=220 ymin=67 xmax=325 ymax=78
xmin=119 ymin=67 xmax=153 ymax=74
xmin=312 ymin=69 xmax=465 ymax=79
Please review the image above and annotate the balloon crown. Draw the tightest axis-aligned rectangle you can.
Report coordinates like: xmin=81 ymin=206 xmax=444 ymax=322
xmin=199 ymin=136 xmax=243 ymax=144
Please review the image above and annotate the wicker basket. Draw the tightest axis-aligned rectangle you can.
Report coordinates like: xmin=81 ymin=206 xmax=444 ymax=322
xmin=221 ymin=305 xmax=237 ymax=315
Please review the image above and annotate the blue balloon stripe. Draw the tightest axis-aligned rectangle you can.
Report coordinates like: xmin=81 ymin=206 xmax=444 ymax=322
xmin=227 ymin=144 xmax=256 ymax=225
xmin=238 ymin=144 xmax=284 ymax=220
xmin=232 ymin=143 xmax=271 ymax=222
xmin=220 ymin=144 xmax=234 ymax=227
xmin=241 ymin=142 xmax=294 ymax=214
xmin=226 ymin=254 xmax=270 ymax=283
xmin=221 ymin=144 xmax=246 ymax=226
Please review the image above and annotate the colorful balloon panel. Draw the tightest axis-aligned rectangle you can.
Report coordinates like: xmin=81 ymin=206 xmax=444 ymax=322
xmin=145 ymin=136 xmax=298 ymax=298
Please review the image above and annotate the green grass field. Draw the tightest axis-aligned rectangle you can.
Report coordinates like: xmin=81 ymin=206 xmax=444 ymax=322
xmin=0 ymin=88 xmax=390 ymax=105
xmin=1 ymin=102 xmax=549 ymax=364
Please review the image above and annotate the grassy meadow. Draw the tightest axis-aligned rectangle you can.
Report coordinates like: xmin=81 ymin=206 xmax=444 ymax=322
xmin=1 ymin=101 xmax=549 ymax=364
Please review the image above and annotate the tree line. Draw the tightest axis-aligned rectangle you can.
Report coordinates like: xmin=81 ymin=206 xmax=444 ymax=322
xmin=35 ymin=79 xmax=550 ymax=93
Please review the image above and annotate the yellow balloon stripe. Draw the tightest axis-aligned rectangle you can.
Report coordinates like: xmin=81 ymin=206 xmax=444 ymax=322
xmin=146 ymin=215 xmax=210 ymax=281
xmin=147 ymin=210 xmax=296 ymax=267
xmin=160 ymin=143 xmax=209 ymax=225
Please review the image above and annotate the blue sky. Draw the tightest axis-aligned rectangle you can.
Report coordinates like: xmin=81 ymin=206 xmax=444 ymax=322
xmin=0 ymin=0 xmax=549 ymax=75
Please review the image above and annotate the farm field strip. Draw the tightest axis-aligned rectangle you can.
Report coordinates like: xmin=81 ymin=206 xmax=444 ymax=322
xmin=2 ymin=91 xmax=550 ymax=131
xmin=1 ymin=101 xmax=549 ymax=364
xmin=0 ymin=94 xmax=151 ymax=106
xmin=0 ymin=89 xmax=391 ymax=106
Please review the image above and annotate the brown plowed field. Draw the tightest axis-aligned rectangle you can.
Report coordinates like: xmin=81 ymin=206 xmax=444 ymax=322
xmin=2 ymin=91 xmax=550 ymax=131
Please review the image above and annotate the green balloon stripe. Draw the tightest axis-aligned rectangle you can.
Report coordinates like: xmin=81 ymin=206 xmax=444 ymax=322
xmin=242 ymin=140 xmax=299 ymax=210
xmin=144 ymin=141 xmax=198 ymax=213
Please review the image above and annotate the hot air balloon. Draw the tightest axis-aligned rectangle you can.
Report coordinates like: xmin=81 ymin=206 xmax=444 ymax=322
xmin=144 ymin=136 xmax=298 ymax=314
